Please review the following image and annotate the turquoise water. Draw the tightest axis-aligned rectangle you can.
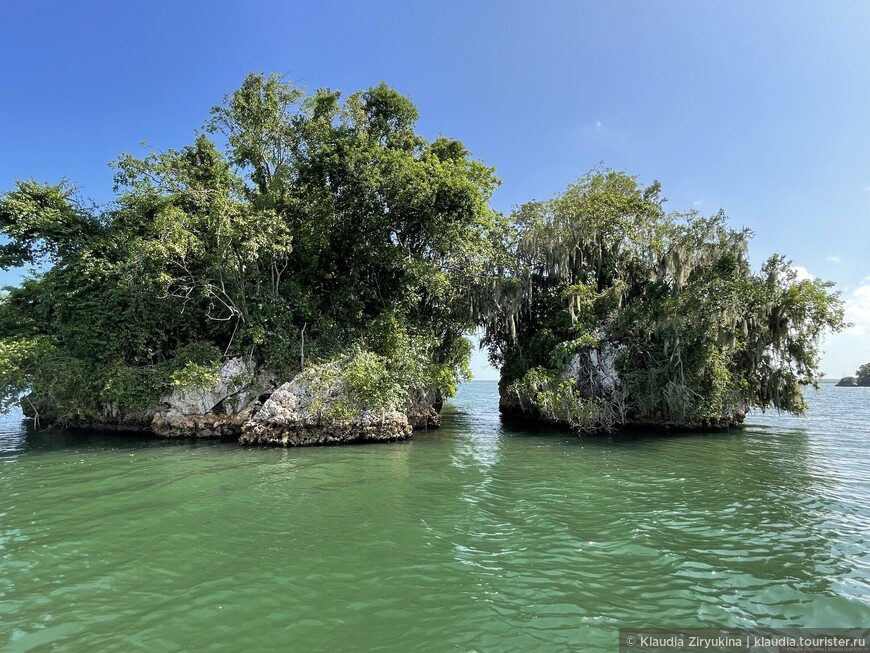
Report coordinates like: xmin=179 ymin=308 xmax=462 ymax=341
xmin=1 ymin=381 xmax=869 ymax=651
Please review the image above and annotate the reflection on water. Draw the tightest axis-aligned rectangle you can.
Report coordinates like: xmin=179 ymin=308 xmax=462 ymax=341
xmin=0 ymin=383 xmax=869 ymax=651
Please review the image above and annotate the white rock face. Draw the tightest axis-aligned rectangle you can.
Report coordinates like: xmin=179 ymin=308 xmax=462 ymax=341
xmin=152 ymin=357 xmax=276 ymax=437
xmin=165 ymin=357 xmax=254 ymax=415
xmin=501 ymin=344 xmax=749 ymax=431
xmin=29 ymin=353 xmax=442 ymax=444
xmin=240 ymin=372 xmax=412 ymax=447
xmin=559 ymin=346 xmax=620 ymax=396
xmin=250 ymin=376 xmax=330 ymax=426
xmin=405 ymin=388 xmax=443 ymax=429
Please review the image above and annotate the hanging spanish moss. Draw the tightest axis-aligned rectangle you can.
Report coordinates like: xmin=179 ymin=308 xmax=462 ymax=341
xmin=484 ymin=168 xmax=846 ymax=432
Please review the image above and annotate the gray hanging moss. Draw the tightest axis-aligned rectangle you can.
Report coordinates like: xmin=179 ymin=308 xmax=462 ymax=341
xmin=482 ymin=168 xmax=846 ymax=432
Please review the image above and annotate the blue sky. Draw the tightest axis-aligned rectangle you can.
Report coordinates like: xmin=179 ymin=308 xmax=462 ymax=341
xmin=2 ymin=0 xmax=869 ymax=379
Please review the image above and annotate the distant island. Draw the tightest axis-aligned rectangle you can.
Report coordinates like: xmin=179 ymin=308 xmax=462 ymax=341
xmin=0 ymin=73 xmax=847 ymax=444
xmin=836 ymin=363 xmax=870 ymax=387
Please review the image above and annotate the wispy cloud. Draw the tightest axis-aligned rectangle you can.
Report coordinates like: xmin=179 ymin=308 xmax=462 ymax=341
xmin=693 ymin=199 xmax=704 ymax=207
xmin=844 ymin=281 xmax=870 ymax=338
xmin=826 ymin=256 xmax=841 ymax=263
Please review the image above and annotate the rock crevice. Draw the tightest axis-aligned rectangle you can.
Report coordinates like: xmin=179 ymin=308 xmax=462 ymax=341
xmin=23 ymin=356 xmax=441 ymax=446
xmin=239 ymin=375 xmax=412 ymax=446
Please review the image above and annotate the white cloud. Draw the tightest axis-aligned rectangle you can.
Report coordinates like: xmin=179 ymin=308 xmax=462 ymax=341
xmin=791 ymin=265 xmax=815 ymax=281
xmin=693 ymin=199 xmax=704 ymax=206
xmin=843 ymin=282 xmax=870 ymax=337
xmin=820 ymin=277 xmax=870 ymax=377
xmin=825 ymin=256 xmax=841 ymax=263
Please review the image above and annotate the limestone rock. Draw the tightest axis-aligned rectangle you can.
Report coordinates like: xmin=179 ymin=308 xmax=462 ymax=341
xmin=500 ymin=346 xmax=747 ymax=431
xmin=22 ymin=354 xmax=442 ymax=445
xmin=152 ymin=357 xmax=276 ymax=437
xmin=240 ymin=374 xmax=412 ymax=446
xmin=405 ymin=388 xmax=443 ymax=429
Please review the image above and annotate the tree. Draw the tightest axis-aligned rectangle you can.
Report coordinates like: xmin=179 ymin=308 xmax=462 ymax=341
xmin=0 ymin=73 xmax=504 ymax=421
xmin=856 ymin=363 xmax=870 ymax=386
xmin=0 ymin=78 xmax=847 ymax=432
xmin=484 ymin=168 xmax=846 ymax=431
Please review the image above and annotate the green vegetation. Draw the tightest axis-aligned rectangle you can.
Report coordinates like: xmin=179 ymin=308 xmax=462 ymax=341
xmin=837 ymin=363 xmax=870 ymax=387
xmin=293 ymin=340 xmax=466 ymax=422
xmin=843 ymin=363 xmax=870 ymax=387
xmin=481 ymin=170 xmax=846 ymax=430
xmin=0 ymin=74 xmax=501 ymax=422
xmin=0 ymin=76 xmax=846 ymax=432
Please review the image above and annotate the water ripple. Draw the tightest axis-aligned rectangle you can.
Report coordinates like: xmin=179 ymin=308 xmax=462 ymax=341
xmin=0 ymin=383 xmax=869 ymax=650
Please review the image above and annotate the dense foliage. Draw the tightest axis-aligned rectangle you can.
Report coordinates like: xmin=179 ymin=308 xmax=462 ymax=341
xmin=482 ymin=170 xmax=846 ymax=430
xmin=0 ymin=74 xmax=505 ymax=421
xmin=0 ymin=75 xmax=847 ymax=432
xmin=856 ymin=363 xmax=870 ymax=387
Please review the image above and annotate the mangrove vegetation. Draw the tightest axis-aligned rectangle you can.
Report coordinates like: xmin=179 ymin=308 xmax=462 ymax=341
xmin=0 ymin=73 xmax=847 ymax=437
xmin=483 ymin=171 xmax=846 ymax=430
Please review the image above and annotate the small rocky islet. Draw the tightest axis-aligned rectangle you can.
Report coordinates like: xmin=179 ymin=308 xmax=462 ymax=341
xmin=835 ymin=364 xmax=870 ymax=387
xmin=24 ymin=356 xmax=441 ymax=446
xmin=2 ymin=73 xmax=848 ymax=443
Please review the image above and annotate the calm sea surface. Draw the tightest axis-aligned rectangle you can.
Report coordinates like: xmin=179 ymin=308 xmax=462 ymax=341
xmin=1 ymin=381 xmax=868 ymax=651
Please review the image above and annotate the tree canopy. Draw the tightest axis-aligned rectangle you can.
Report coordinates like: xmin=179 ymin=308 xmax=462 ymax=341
xmin=482 ymin=169 xmax=846 ymax=430
xmin=0 ymin=75 xmax=847 ymax=432
xmin=0 ymin=74 xmax=506 ymax=419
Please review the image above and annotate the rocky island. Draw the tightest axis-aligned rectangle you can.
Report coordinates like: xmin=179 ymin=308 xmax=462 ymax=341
xmin=21 ymin=355 xmax=438 ymax=446
xmin=836 ymin=364 xmax=870 ymax=387
xmin=0 ymin=74 xmax=846 ymax=442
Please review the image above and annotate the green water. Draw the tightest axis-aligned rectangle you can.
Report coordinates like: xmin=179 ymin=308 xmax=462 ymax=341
xmin=1 ymin=382 xmax=869 ymax=651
